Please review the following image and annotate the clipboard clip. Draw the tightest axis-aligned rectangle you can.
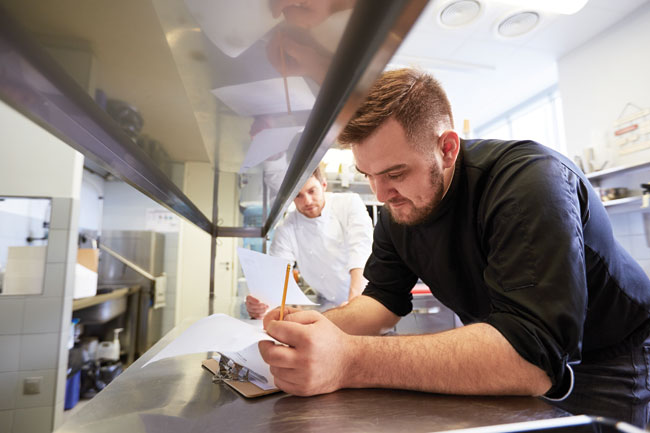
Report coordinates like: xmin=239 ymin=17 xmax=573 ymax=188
xmin=210 ymin=354 xmax=267 ymax=385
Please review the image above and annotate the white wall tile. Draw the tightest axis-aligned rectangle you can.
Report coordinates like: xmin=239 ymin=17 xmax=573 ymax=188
xmin=45 ymin=230 xmax=69 ymax=264
xmin=0 ymin=336 xmax=20 ymax=372
xmin=12 ymin=405 xmax=53 ymax=433
xmin=0 ymin=409 xmax=13 ymax=432
xmin=631 ymin=235 xmax=650 ymax=260
xmin=63 ymin=259 xmax=76 ymax=299
xmin=55 ymin=322 xmax=70 ymax=405
xmin=629 ymin=212 xmax=647 ymax=236
xmin=49 ymin=198 xmax=72 ymax=231
xmin=53 ymin=400 xmax=64 ymax=431
xmin=19 ymin=334 xmax=58 ymax=371
xmin=608 ymin=212 xmax=630 ymax=237
xmin=0 ymin=372 xmax=18 ymax=410
xmin=22 ymin=297 xmax=63 ymax=334
xmin=58 ymin=299 xmax=73 ymax=356
xmin=0 ymin=300 xmax=24 ymax=335
xmin=14 ymin=369 xmax=56 ymax=410
xmin=42 ymin=263 xmax=65 ymax=297
xmin=54 ymin=362 xmax=66 ymax=406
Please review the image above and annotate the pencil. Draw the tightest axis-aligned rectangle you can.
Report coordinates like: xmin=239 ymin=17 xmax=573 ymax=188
xmin=279 ymin=263 xmax=291 ymax=321
xmin=279 ymin=33 xmax=292 ymax=114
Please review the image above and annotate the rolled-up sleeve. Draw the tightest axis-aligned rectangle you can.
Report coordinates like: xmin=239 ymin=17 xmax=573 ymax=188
xmin=363 ymin=213 xmax=418 ymax=317
xmin=481 ymin=155 xmax=588 ymax=399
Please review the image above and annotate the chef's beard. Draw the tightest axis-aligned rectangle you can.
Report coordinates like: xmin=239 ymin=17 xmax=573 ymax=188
xmin=385 ymin=163 xmax=445 ymax=226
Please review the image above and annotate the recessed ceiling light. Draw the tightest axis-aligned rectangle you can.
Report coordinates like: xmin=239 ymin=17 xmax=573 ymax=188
xmin=497 ymin=11 xmax=540 ymax=38
xmin=494 ymin=0 xmax=588 ymax=15
xmin=438 ymin=0 xmax=482 ymax=28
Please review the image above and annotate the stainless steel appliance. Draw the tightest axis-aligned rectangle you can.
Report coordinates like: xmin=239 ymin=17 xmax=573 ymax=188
xmin=98 ymin=230 xmax=165 ymax=355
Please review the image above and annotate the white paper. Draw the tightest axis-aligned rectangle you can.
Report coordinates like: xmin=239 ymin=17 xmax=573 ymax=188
xmin=142 ymin=313 xmax=277 ymax=368
xmin=237 ymin=247 xmax=317 ymax=307
xmin=239 ymin=126 xmax=303 ymax=173
xmin=221 ymin=342 xmax=276 ymax=390
xmin=212 ymin=77 xmax=316 ymax=116
xmin=185 ymin=0 xmax=281 ymax=58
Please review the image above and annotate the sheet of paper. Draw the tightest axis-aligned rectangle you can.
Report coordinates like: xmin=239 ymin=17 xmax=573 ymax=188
xmin=142 ymin=313 xmax=277 ymax=368
xmin=239 ymin=126 xmax=303 ymax=173
xmin=185 ymin=0 xmax=281 ymax=58
xmin=221 ymin=342 xmax=276 ymax=390
xmin=212 ymin=77 xmax=316 ymax=116
xmin=237 ymin=247 xmax=317 ymax=307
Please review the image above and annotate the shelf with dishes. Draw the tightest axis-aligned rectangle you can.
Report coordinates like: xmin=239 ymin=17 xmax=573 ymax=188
xmin=585 ymin=158 xmax=650 ymax=210
xmin=601 ymin=195 xmax=643 ymax=208
xmin=586 ymin=160 xmax=650 ymax=181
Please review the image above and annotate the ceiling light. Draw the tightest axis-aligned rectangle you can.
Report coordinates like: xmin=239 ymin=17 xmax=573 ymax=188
xmin=497 ymin=11 xmax=540 ymax=38
xmin=494 ymin=0 xmax=589 ymax=15
xmin=438 ymin=0 xmax=483 ymax=28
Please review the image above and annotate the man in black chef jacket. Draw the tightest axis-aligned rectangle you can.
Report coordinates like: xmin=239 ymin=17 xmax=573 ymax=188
xmin=258 ymin=68 xmax=650 ymax=427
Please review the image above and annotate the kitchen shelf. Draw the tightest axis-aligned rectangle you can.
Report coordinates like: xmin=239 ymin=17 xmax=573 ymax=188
xmin=601 ymin=196 xmax=643 ymax=208
xmin=72 ymin=286 xmax=139 ymax=311
xmin=586 ymin=160 xmax=650 ymax=181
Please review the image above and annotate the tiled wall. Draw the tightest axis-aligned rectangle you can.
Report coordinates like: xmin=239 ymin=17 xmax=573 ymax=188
xmin=608 ymin=211 xmax=650 ymax=276
xmin=0 ymin=198 xmax=79 ymax=433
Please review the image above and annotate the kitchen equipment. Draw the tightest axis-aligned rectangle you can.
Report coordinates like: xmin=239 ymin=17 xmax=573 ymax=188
xmin=96 ymin=328 xmax=123 ymax=362
xmin=599 ymin=187 xmax=628 ymax=201
xmin=98 ymin=230 xmax=165 ymax=355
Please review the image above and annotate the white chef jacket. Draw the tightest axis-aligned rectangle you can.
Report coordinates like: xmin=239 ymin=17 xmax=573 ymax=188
xmin=269 ymin=192 xmax=373 ymax=305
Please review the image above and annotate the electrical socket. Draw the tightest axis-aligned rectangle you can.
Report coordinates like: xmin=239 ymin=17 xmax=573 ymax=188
xmin=23 ymin=377 xmax=42 ymax=395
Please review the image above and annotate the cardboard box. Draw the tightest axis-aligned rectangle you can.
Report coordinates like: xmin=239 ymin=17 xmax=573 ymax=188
xmin=77 ymin=248 xmax=99 ymax=273
xmin=74 ymin=248 xmax=99 ymax=299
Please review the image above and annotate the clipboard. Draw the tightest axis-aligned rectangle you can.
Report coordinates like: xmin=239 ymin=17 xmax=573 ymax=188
xmin=201 ymin=356 xmax=280 ymax=398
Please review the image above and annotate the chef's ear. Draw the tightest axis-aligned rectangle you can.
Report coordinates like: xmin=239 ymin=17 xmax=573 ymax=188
xmin=438 ymin=130 xmax=460 ymax=169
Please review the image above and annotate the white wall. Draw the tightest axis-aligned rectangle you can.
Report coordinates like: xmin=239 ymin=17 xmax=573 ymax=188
xmin=78 ymin=172 xmax=104 ymax=233
xmin=559 ymin=2 xmax=650 ymax=167
xmin=0 ymin=100 xmax=83 ymax=433
xmin=213 ymin=172 xmax=239 ymax=316
xmin=176 ymin=162 xmax=213 ymax=322
xmin=558 ymin=2 xmax=650 ymax=274
xmin=0 ymin=113 xmax=82 ymax=200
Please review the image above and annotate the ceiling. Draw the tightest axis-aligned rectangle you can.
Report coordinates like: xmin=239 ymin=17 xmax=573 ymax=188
xmin=1 ymin=0 xmax=211 ymax=165
xmin=391 ymin=0 xmax=649 ymax=130
xmin=2 ymin=0 xmax=648 ymax=173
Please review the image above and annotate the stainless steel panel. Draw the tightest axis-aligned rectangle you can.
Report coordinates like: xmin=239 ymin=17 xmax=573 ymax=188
xmin=73 ymin=296 xmax=127 ymax=324
xmin=0 ymin=0 xmax=428 ymax=236
xmin=58 ymin=319 xmax=570 ymax=433
xmin=98 ymin=231 xmax=164 ymax=286
xmin=98 ymin=230 xmax=165 ymax=354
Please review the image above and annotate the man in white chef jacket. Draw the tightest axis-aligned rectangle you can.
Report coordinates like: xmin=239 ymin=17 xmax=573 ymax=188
xmin=246 ymin=166 xmax=373 ymax=319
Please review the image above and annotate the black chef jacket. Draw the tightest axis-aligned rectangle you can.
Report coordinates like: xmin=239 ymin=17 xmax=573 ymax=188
xmin=363 ymin=139 xmax=650 ymax=398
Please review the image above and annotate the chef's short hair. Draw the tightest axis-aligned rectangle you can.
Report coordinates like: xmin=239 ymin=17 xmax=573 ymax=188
xmin=311 ymin=166 xmax=324 ymax=183
xmin=338 ymin=68 xmax=454 ymax=151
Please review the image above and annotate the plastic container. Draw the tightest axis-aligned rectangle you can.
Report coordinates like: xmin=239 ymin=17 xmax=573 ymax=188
xmin=64 ymin=370 xmax=81 ymax=410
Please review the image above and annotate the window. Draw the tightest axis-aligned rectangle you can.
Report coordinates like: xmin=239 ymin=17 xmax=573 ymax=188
xmin=475 ymin=86 xmax=567 ymax=156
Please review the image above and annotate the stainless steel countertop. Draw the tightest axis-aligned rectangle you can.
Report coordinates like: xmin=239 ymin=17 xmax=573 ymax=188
xmin=58 ymin=318 xmax=568 ymax=433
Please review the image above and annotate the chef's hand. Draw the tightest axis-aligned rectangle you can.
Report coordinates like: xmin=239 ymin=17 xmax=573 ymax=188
xmin=259 ymin=309 xmax=354 ymax=396
xmin=245 ymin=295 xmax=270 ymax=319
xmin=266 ymin=28 xmax=331 ymax=85
xmin=270 ymin=0 xmax=351 ymax=28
